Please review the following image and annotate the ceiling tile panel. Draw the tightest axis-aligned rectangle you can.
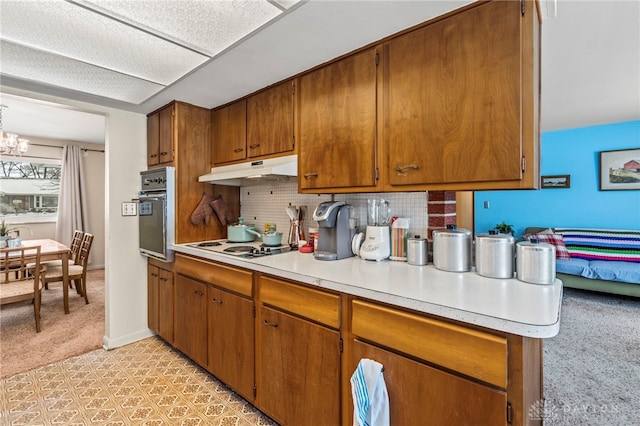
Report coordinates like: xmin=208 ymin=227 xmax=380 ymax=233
xmin=1 ymin=41 xmax=165 ymax=104
xmin=76 ymin=0 xmax=282 ymax=56
xmin=0 ymin=0 xmax=209 ymax=85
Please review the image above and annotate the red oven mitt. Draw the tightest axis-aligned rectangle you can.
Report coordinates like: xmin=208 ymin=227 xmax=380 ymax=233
xmin=190 ymin=193 xmax=215 ymax=226
xmin=210 ymin=196 xmax=235 ymax=226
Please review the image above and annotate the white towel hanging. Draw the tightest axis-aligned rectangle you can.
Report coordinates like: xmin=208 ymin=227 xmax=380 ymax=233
xmin=350 ymin=358 xmax=390 ymax=426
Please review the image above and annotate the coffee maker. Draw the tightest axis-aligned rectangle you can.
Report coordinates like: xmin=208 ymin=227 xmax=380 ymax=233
xmin=312 ymin=201 xmax=353 ymax=261
xmin=359 ymin=199 xmax=391 ymax=261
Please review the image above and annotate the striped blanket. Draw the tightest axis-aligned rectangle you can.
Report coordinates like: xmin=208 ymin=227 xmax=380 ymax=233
xmin=554 ymin=228 xmax=640 ymax=263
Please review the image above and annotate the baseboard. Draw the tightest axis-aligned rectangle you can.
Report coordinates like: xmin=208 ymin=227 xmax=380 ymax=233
xmin=102 ymin=328 xmax=155 ymax=350
xmin=88 ymin=264 xmax=105 ymax=271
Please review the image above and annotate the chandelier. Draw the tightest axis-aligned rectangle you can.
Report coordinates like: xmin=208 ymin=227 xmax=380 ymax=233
xmin=0 ymin=105 xmax=29 ymax=156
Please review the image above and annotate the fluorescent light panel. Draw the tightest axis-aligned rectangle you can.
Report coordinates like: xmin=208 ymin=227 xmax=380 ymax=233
xmin=1 ymin=40 xmax=164 ymax=104
xmin=76 ymin=0 xmax=283 ymax=57
xmin=0 ymin=0 xmax=301 ymax=104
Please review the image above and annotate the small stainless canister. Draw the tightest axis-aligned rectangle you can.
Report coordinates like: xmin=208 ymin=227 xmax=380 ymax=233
xmin=407 ymin=235 xmax=428 ymax=266
xmin=516 ymin=239 xmax=556 ymax=285
xmin=432 ymin=225 xmax=472 ymax=272
xmin=475 ymin=230 xmax=515 ymax=279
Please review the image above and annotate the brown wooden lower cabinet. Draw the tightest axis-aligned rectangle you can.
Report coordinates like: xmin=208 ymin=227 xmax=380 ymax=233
xmin=257 ymin=305 xmax=341 ymax=426
xmin=174 ymin=274 xmax=207 ymax=366
xmin=148 ymin=261 xmax=174 ymax=343
xmin=160 ymin=254 xmax=543 ymax=425
xmin=207 ymin=285 xmax=255 ymax=402
xmin=352 ymin=339 xmax=507 ymax=425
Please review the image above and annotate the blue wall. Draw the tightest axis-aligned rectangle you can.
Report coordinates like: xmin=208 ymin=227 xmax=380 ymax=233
xmin=474 ymin=120 xmax=640 ymax=237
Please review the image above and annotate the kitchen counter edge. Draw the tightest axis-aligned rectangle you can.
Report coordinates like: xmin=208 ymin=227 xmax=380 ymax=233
xmin=171 ymin=244 xmax=562 ymax=338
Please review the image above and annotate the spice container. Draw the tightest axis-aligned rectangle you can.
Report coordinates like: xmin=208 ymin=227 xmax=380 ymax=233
xmin=407 ymin=235 xmax=428 ymax=266
xmin=516 ymin=239 xmax=556 ymax=284
xmin=475 ymin=229 xmax=515 ymax=279
xmin=308 ymin=227 xmax=319 ymax=252
xmin=432 ymin=224 xmax=472 ymax=272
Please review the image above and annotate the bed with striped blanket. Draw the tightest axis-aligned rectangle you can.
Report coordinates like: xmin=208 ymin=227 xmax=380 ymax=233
xmin=524 ymin=227 xmax=640 ymax=298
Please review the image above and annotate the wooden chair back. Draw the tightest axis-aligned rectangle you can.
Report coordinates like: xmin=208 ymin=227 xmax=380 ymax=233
xmin=70 ymin=230 xmax=85 ymax=262
xmin=76 ymin=233 xmax=93 ymax=269
xmin=0 ymin=245 xmax=44 ymax=332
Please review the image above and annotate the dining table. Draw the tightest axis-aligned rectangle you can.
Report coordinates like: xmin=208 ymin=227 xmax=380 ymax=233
xmin=20 ymin=239 xmax=72 ymax=314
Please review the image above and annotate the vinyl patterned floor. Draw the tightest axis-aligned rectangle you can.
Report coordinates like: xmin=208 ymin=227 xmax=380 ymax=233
xmin=0 ymin=337 xmax=278 ymax=425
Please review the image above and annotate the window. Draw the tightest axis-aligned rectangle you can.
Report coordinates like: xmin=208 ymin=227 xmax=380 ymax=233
xmin=0 ymin=159 xmax=61 ymax=219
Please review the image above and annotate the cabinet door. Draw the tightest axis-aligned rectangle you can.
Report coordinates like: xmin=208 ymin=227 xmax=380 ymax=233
xmin=157 ymin=268 xmax=174 ymax=343
xmin=146 ymin=112 xmax=160 ymax=166
xmin=207 ymin=286 xmax=255 ymax=401
xmin=352 ymin=340 xmax=507 ymax=426
xmin=385 ymin=0 xmax=522 ymax=186
xmin=147 ymin=265 xmax=159 ymax=332
xmin=158 ymin=105 xmax=174 ymax=164
xmin=258 ymin=306 xmax=340 ymax=426
xmin=299 ymin=48 xmax=378 ymax=190
xmin=174 ymin=274 xmax=207 ymax=366
xmin=212 ymin=100 xmax=247 ymax=165
xmin=247 ymin=80 xmax=295 ymax=158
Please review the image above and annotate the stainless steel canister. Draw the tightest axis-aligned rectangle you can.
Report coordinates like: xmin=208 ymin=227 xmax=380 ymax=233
xmin=516 ymin=239 xmax=556 ymax=284
xmin=432 ymin=225 xmax=472 ymax=272
xmin=407 ymin=235 xmax=428 ymax=266
xmin=475 ymin=230 xmax=515 ymax=279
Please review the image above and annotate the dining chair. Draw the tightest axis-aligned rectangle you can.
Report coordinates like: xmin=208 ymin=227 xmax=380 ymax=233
xmin=42 ymin=233 xmax=93 ymax=306
xmin=40 ymin=230 xmax=84 ymax=293
xmin=0 ymin=245 xmax=45 ymax=332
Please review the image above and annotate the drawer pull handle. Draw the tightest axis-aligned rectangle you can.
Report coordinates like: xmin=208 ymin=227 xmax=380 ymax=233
xmin=194 ymin=290 xmax=204 ymax=296
xmin=233 ymin=148 xmax=244 ymax=153
xmin=263 ymin=320 xmax=278 ymax=328
xmin=395 ymin=164 xmax=419 ymax=173
xmin=249 ymin=143 xmax=261 ymax=149
xmin=211 ymin=298 xmax=223 ymax=304
xmin=160 ymin=151 xmax=168 ymax=156
xmin=159 ymin=277 xmax=167 ymax=282
xmin=304 ymin=173 xmax=318 ymax=179
xmin=149 ymin=154 xmax=158 ymax=158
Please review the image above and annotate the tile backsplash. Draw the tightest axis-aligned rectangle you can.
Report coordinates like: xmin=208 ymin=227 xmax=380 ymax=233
xmin=240 ymin=181 xmax=429 ymax=238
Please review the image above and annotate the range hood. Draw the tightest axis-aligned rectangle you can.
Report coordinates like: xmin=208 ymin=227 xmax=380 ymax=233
xmin=198 ymin=154 xmax=297 ymax=186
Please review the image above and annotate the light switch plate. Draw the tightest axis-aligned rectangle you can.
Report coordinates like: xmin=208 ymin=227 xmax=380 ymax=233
xmin=121 ymin=202 xmax=137 ymax=216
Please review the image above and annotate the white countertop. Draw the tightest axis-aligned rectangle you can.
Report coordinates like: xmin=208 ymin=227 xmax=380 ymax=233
xmin=171 ymin=244 xmax=562 ymax=338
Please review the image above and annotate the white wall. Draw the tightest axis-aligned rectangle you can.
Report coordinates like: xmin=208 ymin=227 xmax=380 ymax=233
xmin=2 ymin=87 xmax=150 ymax=350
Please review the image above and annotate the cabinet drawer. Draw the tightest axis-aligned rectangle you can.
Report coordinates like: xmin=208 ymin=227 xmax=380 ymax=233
xmin=175 ymin=254 xmax=252 ymax=297
xmin=351 ymin=300 xmax=507 ymax=388
xmin=259 ymin=276 xmax=340 ymax=329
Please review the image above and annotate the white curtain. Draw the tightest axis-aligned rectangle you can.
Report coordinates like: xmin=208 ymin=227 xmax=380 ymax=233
xmin=55 ymin=145 xmax=89 ymax=246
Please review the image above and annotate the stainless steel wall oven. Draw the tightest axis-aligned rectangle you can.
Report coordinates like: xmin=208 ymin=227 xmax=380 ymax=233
xmin=138 ymin=167 xmax=175 ymax=262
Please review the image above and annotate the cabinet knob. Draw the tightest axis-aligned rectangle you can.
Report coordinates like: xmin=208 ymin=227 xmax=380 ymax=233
xmin=303 ymin=173 xmax=318 ymax=179
xmin=233 ymin=148 xmax=244 ymax=153
xmin=194 ymin=290 xmax=204 ymax=296
xmin=249 ymin=143 xmax=261 ymax=149
xmin=149 ymin=154 xmax=158 ymax=158
xmin=395 ymin=164 xmax=419 ymax=173
xmin=263 ymin=320 xmax=279 ymax=328
xmin=160 ymin=151 xmax=168 ymax=156
xmin=159 ymin=277 xmax=167 ymax=281
xmin=211 ymin=298 xmax=223 ymax=304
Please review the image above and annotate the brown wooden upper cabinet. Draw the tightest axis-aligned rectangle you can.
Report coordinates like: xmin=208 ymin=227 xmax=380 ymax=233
xmin=211 ymin=99 xmax=247 ymax=165
xmin=383 ymin=0 xmax=540 ymax=190
xmin=298 ymin=47 xmax=379 ymax=192
xmin=147 ymin=104 xmax=174 ymax=166
xmin=247 ymin=80 xmax=295 ymax=159
xmin=211 ymin=80 xmax=295 ymax=166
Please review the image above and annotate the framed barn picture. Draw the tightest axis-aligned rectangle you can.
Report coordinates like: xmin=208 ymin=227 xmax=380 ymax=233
xmin=599 ymin=148 xmax=640 ymax=190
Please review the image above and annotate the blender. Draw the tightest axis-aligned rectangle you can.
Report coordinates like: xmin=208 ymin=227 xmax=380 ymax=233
xmin=359 ymin=199 xmax=391 ymax=261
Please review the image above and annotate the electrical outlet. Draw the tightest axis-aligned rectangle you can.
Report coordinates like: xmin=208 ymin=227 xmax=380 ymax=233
xmin=121 ymin=202 xmax=137 ymax=216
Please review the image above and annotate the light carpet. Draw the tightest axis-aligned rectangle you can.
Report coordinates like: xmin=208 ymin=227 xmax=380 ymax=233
xmin=0 ymin=269 xmax=105 ymax=379
xmin=543 ymin=287 xmax=639 ymax=425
